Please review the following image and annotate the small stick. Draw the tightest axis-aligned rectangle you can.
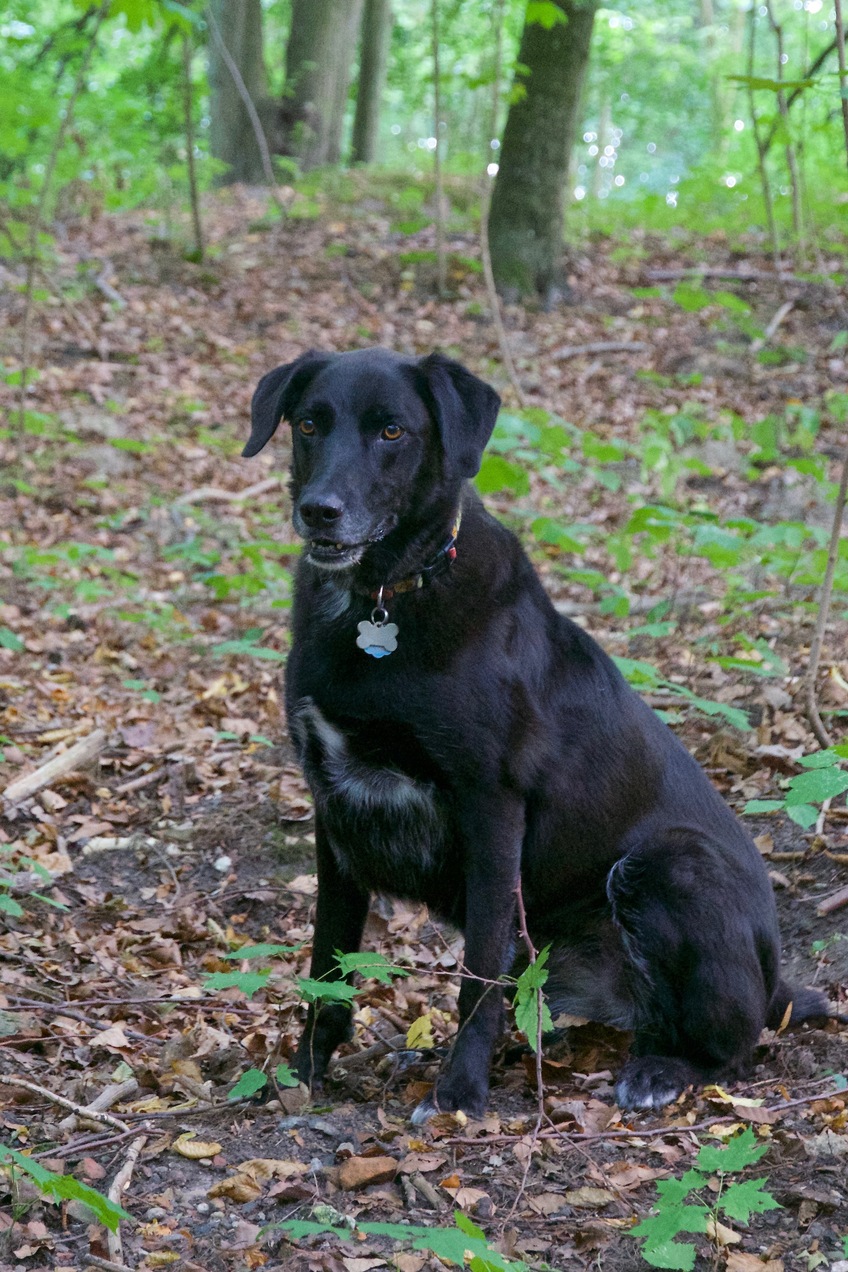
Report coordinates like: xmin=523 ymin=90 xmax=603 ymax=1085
xmin=173 ymin=476 xmax=281 ymax=506
xmin=58 ymin=1078 xmax=139 ymax=1133
xmin=85 ymin=1257 xmax=135 ymax=1272
xmin=514 ymin=879 xmax=545 ymax=1123
xmin=115 ymin=768 xmax=166 ymax=794
xmin=551 ymin=340 xmax=648 ymax=361
xmin=107 ymin=1135 xmax=147 ymax=1265
xmin=0 ymin=1075 xmax=130 ymax=1132
xmin=816 ymin=883 xmax=848 ymax=916
xmin=1 ymin=729 xmax=107 ymax=806
xmin=750 ymin=300 xmax=794 ymax=353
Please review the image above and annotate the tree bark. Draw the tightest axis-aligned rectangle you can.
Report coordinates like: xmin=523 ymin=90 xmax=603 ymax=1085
xmin=207 ymin=0 xmax=269 ymax=184
xmin=351 ymin=0 xmax=392 ymax=163
xmin=488 ymin=0 xmax=598 ymax=300
xmin=282 ymin=0 xmax=363 ymax=170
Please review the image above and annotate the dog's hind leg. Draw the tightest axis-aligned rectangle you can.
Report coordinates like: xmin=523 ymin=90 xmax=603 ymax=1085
xmin=607 ymin=831 xmax=780 ymax=1110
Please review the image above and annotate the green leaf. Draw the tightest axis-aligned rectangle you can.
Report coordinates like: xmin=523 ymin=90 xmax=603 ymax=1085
xmin=229 ymin=1068 xmax=268 ymax=1100
xmin=203 ymin=970 xmax=271 ymax=998
xmin=276 ymin=1062 xmax=300 ymax=1088
xmin=743 ymin=800 xmax=783 ymax=815
xmin=0 ymin=1147 xmax=131 ymax=1231
xmin=525 ymin=1 xmax=568 ymax=29
xmin=718 ymin=1178 xmax=781 ymax=1223
xmin=296 ymin=978 xmax=359 ymax=1004
xmin=334 ymin=950 xmax=407 ymax=984
xmin=673 ymin=282 xmax=713 ymax=312
xmin=474 ymin=454 xmax=531 ymax=496
xmin=785 ymin=803 xmax=818 ymax=829
xmin=639 ymin=1238 xmax=697 ymax=1270
xmin=222 ymin=943 xmax=301 ymax=961
xmin=0 ymin=628 xmax=24 ymax=652
xmin=514 ymin=946 xmax=553 ymax=1050
xmin=696 ymin=1128 xmax=769 ymax=1173
xmin=798 ymin=749 xmax=843 ymax=768
xmin=0 ymin=893 xmax=24 ymax=917
xmin=785 ymin=766 xmax=848 ymax=805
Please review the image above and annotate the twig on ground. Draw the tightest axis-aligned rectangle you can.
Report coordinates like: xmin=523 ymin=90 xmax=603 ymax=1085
xmin=58 ymin=1078 xmax=139 ymax=1134
xmin=750 ymin=300 xmax=794 ymax=353
xmin=172 ymin=476 xmax=281 ymax=506
xmin=115 ymin=767 xmax=166 ymax=794
xmin=0 ymin=1075 xmax=130 ymax=1132
xmin=107 ymin=1134 xmax=147 ymax=1265
xmin=85 ymin=1256 xmax=135 ymax=1272
xmin=816 ymin=884 xmax=848 ymax=916
xmin=551 ymin=340 xmax=648 ymax=361
xmin=804 ymin=438 xmax=848 ymax=748
xmin=1 ymin=728 xmax=107 ymax=807
xmin=645 ymin=268 xmax=801 ymax=284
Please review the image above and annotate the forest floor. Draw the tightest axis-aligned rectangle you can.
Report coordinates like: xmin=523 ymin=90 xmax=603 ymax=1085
xmin=0 ymin=184 xmax=847 ymax=1272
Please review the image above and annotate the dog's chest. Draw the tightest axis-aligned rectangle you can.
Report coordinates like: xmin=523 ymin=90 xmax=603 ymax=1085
xmin=291 ymin=697 xmax=449 ymax=895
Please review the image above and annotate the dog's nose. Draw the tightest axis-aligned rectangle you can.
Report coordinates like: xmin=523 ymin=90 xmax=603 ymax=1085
xmin=299 ymin=499 xmax=344 ymax=530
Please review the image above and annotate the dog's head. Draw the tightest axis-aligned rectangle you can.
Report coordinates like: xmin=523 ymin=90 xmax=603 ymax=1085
xmin=244 ymin=348 xmax=500 ymax=571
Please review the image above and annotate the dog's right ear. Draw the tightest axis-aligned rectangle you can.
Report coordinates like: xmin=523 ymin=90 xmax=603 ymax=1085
xmin=243 ymin=351 xmax=330 ymax=457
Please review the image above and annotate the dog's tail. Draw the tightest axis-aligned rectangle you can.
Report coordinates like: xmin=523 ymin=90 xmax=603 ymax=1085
xmin=766 ymin=979 xmax=845 ymax=1028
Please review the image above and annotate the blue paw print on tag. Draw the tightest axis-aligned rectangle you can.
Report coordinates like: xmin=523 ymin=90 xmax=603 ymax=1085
xmin=356 ymin=619 xmax=398 ymax=657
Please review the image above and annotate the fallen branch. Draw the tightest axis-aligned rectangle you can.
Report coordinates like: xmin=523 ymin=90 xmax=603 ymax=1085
xmin=1 ymin=728 xmax=107 ymax=807
xmin=107 ymin=1134 xmax=147 ymax=1265
xmin=58 ymin=1078 xmax=139 ymax=1134
xmin=551 ymin=340 xmax=648 ymax=361
xmin=804 ymin=438 xmax=848 ymax=748
xmin=750 ymin=300 xmax=794 ymax=354
xmin=645 ymin=268 xmax=805 ymax=284
xmin=85 ymin=1257 xmax=135 ymax=1272
xmin=173 ymin=476 xmax=281 ymax=506
xmin=0 ymin=1075 xmax=130 ymax=1132
xmin=816 ymin=883 xmax=848 ymax=916
xmin=115 ymin=767 xmax=166 ymax=794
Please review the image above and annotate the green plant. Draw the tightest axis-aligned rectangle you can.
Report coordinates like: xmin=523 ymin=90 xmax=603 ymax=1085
xmin=0 ymin=1145 xmax=130 ymax=1232
xmin=274 ymin=1208 xmax=534 ymax=1271
xmin=745 ymin=745 xmax=848 ymax=829
xmin=632 ymin=1128 xmax=780 ymax=1269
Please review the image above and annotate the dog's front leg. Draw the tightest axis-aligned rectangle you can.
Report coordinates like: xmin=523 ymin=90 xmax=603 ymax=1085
xmin=414 ymin=798 xmax=523 ymax=1123
xmin=295 ymin=817 xmax=370 ymax=1088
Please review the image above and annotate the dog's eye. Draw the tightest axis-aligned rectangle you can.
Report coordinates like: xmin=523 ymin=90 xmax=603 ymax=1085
xmin=381 ymin=424 xmax=404 ymax=441
xmin=297 ymin=419 xmax=315 ymax=436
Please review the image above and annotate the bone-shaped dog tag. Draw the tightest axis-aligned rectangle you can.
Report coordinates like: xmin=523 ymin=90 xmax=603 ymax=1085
xmin=356 ymin=619 xmax=398 ymax=658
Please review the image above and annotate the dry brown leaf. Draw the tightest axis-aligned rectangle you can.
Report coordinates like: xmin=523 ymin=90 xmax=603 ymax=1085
xmin=209 ymin=1158 xmax=311 ymax=1202
xmin=338 ymin=1155 xmax=399 ymax=1190
xmin=172 ymin=1133 xmax=223 ymax=1160
xmin=564 ymin=1187 xmax=616 ymax=1209
xmin=726 ymin=1253 xmax=784 ymax=1271
xmin=526 ymin=1192 xmax=566 ymax=1215
xmin=705 ymin=1216 xmax=740 ymax=1246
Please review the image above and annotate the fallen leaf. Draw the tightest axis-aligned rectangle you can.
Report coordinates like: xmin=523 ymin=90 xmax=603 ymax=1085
xmin=173 ymin=1133 xmax=223 ymax=1160
xmin=338 ymin=1155 xmax=398 ymax=1190
xmin=564 ymin=1187 xmax=616 ymax=1209
xmin=726 ymin=1254 xmax=784 ymax=1272
xmin=705 ymin=1216 xmax=740 ymax=1246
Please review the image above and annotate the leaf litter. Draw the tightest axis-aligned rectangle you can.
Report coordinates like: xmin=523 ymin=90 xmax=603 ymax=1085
xmin=0 ymin=187 xmax=846 ymax=1269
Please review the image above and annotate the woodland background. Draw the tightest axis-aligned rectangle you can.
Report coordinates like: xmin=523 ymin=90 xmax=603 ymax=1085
xmin=1 ymin=2 xmax=848 ymax=1271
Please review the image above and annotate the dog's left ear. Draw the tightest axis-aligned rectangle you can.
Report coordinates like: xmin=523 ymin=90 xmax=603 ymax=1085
xmin=243 ymin=350 xmax=330 ymax=457
xmin=417 ymin=353 xmax=501 ymax=479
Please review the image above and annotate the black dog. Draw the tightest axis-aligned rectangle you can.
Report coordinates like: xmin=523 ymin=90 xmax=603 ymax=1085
xmin=243 ymin=347 xmax=828 ymax=1120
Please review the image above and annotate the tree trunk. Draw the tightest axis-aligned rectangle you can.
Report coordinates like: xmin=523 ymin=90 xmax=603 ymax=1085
xmin=351 ymin=0 xmax=393 ymax=163
xmin=488 ymin=0 xmax=598 ymax=299
xmin=282 ymin=0 xmax=363 ymax=170
xmin=208 ymin=0 xmax=269 ymax=185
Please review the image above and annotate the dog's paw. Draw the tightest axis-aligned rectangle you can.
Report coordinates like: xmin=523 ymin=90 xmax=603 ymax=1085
xmin=409 ymin=1078 xmax=488 ymax=1125
xmin=615 ymin=1056 xmax=699 ymax=1110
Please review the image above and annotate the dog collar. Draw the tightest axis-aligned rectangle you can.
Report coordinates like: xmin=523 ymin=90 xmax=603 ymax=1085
xmin=355 ymin=513 xmax=461 ymax=659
